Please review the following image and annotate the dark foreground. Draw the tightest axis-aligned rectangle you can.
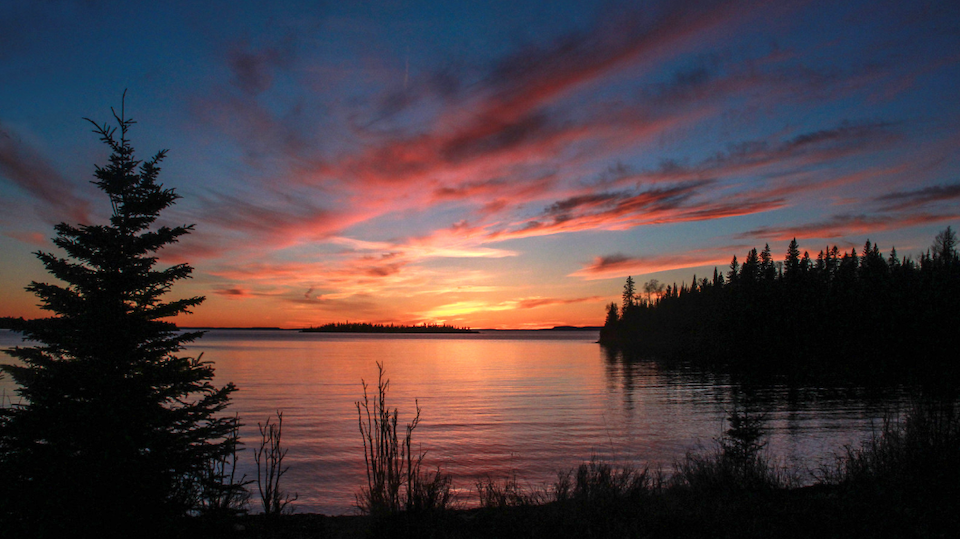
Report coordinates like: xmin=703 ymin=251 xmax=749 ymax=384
xmin=8 ymin=397 xmax=957 ymax=539
xmin=190 ymin=482 xmax=958 ymax=539
xmin=182 ymin=398 xmax=960 ymax=539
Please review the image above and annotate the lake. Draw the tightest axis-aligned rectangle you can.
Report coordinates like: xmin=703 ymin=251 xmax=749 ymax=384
xmin=0 ymin=329 xmax=906 ymax=515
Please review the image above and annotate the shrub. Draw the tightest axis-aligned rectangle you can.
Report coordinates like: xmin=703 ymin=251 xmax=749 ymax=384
xmin=555 ymin=459 xmax=654 ymax=505
xmin=476 ymin=474 xmax=546 ymax=509
xmin=255 ymin=410 xmax=297 ymax=516
xmin=672 ymin=406 xmax=786 ymax=492
xmin=356 ymin=362 xmax=453 ymax=516
xmin=829 ymin=397 xmax=960 ymax=495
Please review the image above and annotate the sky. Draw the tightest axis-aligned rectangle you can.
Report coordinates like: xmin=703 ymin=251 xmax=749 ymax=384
xmin=1 ymin=0 xmax=959 ymax=329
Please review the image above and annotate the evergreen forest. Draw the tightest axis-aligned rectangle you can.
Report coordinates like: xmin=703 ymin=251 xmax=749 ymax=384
xmin=600 ymin=229 xmax=960 ymax=379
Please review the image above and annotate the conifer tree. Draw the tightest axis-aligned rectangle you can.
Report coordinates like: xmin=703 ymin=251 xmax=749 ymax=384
xmin=727 ymin=255 xmax=740 ymax=284
xmin=0 ymin=102 xmax=238 ymax=534
xmin=932 ymin=226 xmax=957 ymax=266
xmin=622 ymin=276 xmax=637 ymax=311
xmin=740 ymin=248 xmax=760 ymax=283
xmin=603 ymin=302 xmax=619 ymax=326
xmin=783 ymin=238 xmax=801 ymax=280
xmin=800 ymin=251 xmax=811 ymax=274
xmin=759 ymin=244 xmax=776 ymax=281
xmin=887 ymin=247 xmax=901 ymax=270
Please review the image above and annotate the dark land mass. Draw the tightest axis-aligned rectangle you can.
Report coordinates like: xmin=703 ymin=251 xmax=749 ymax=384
xmin=182 ymin=389 xmax=960 ymax=539
xmin=476 ymin=326 xmax=601 ymax=332
xmin=182 ymin=478 xmax=960 ymax=539
xmin=543 ymin=325 xmax=602 ymax=331
xmin=301 ymin=322 xmax=478 ymax=334
xmin=600 ymin=228 xmax=960 ymax=383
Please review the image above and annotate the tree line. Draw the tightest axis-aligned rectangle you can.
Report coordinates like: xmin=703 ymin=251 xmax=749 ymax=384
xmin=600 ymin=228 xmax=960 ymax=379
xmin=302 ymin=322 xmax=478 ymax=333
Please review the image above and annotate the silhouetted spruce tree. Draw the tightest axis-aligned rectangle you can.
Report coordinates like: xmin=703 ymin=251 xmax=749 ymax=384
xmin=622 ymin=275 xmax=637 ymax=311
xmin=727 ymin=255 xmax=740 ymax=285
xmin=759 ymin=244 xmax=776 ymax=282
xmin=0 ymin=103 xmax=237 ymax=535
xmin=603 ymin=302 xmax=620 ymax=326
xmin=740 ymin=248 xmax=760 ymax=284
xmin=783 ymin=238 xmax=801 ymax=281
xmin=932 ymin=226 xmax=957 ymax=267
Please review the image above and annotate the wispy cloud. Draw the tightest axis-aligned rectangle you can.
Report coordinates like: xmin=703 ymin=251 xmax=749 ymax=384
xmin=213 ymin=287 xmax=253 ymax=299
xmin=874 ymin=183 xmax=960 ymax=212
xmin=738 ymin=212 xmax=960 ymax=241
xmin=514 ymin=296 xmax=604 ymax=309
xmin=0 ymin=124 xmax=91 ymax=225
xmin=570 ymin=248 xmax=739 ymax=280
xmin=187 ymin=1 xmax=908 ymax=271
xmin=227 ymin=37 xmax=296 ymax=96
xmin=421 ymin=294 xmax=605 ymax=319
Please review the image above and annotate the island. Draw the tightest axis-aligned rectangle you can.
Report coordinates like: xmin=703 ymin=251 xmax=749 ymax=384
xmin=301 ymin=322 xmax=479 ymax=333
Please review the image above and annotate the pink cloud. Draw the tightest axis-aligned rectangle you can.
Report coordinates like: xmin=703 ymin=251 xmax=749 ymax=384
xmin=461 ymin=0 xmax=755 ymax=124
xmin=213 ymin=287 xmax=252 ymax=299
xmin=570 ymin=248 xmax=739 ymax=281
xmin=515 ymin=296 xmax=604 ymax=309
xmin=739 ymin=212 xmax=960 ymax=241
xmin=3 ymin=230 xmax=48 ymax=246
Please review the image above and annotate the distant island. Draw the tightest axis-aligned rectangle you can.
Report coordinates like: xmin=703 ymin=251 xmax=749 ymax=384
xmin=544 ymin=325 xmax=602 ymax=331
xmin=301 ymin=322 xmax=478 ymax=334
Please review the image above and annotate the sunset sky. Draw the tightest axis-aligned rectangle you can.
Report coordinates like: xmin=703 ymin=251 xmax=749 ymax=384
xmin=1 ymin=0 xmax=959 ymax=329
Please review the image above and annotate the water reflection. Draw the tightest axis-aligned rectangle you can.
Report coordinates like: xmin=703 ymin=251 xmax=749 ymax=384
xmin=0 ymin=329 xmax=911 ymax=515
xmin=601 ymin=343 xmax=909 ymax=483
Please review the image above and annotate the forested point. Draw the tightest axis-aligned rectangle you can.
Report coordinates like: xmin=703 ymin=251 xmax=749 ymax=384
xmin=600 ymin=228 xmax=960 ymax=380
xmin=301 ymin=322 xmax=478 ymax=333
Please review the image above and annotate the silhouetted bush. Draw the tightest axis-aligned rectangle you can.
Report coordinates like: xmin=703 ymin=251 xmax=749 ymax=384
xmin=672 ymin=407 xmax=788 ymax=493
xmin=356 ymin=362 xmax=454 ymax=517
xmin=476 ymin=474 xmax=546 ymax=508
xmin=828 ymin=396 xmax=960 ymax=495
xmin=555 ymin=459 xmax=655 ymax=505
xmin=809 ymin=396 xmax=960 ymax=537
xmin=255 ymin=410 xmax=298 ymax=516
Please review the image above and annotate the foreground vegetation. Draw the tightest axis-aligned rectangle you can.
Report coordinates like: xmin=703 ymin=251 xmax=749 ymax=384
xmin=601 ymin=228 xmax=960 ymax=380
xmin=0 ymin=103 xmax=240 ymax=538
xmin=193 ymin=392 xmax=959 ymax=539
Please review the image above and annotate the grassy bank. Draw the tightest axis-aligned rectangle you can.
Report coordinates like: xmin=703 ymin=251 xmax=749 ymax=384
xmin=182 ymin=397 xmax=959 ymax=538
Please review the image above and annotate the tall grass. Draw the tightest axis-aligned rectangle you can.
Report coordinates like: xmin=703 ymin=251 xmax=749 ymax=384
xmin=672 ymin=406 xmax=789 ymax=492
xmin=254 ymin=410 xmax=298 ymax=515
xmin=476 ymin=474 xmax=547 ymax=508
xmin=356 ymin=362 xmax=454 ymax=517
xmin=827 ymin=396 xmax=960 ymax=494
xmin=555 ymin=459 xmax=656 ymax=505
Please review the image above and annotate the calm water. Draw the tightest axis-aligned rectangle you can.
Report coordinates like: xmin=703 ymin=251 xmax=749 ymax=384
xmin=0 ymin=329 xmax=906 ymax=515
